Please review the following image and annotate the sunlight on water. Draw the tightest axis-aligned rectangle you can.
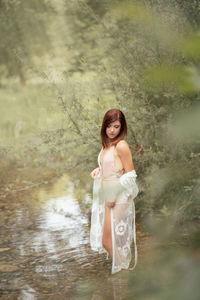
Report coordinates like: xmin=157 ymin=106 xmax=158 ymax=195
xmin=19 ymin=285 xmax=37 ymax=300
xmin=31 ymin=182 xmax=88 ymax=253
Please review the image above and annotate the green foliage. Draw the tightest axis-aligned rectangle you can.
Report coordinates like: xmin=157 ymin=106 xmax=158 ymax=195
xmin=0 ymin=0 xmax=54 ymax=84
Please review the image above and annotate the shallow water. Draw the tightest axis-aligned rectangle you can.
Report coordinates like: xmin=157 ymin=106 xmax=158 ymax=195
xmin=0 ymin=174 xmax=150 ymax=299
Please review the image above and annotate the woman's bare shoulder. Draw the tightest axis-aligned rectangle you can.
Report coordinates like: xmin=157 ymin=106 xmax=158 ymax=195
xmin=116 ymin=140 xmax=130 ymax=155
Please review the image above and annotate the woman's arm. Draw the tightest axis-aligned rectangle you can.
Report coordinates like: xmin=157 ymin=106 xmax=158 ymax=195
xmin=116 ymin=140 xmax=135 ymax=172
xmin=106 ymin=141 xmax=135 ymax=208
xmin=116 ymin=140 xmax=139 ymax=199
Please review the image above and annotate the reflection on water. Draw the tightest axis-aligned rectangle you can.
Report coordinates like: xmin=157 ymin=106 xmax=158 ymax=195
xmin=32 ymin=193 xmax=87 ymax=253
xmin=90 ymin=276 xmax=129 ymax=300
xmin=0 ymin=173 xmax=148 ymax=299
xmin=19 ymin=284 xmax=37 ymax=300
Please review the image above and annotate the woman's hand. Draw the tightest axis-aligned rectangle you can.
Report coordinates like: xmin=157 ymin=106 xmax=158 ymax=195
xmin=90 ymin=167 xmax=100 ymax=179
xmin=106 ymin=201 xmax=115 ymax=208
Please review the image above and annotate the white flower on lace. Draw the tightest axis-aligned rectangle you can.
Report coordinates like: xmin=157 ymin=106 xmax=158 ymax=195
xmin=118 ymin=244 xmax=130 ymax=257
xmin=124 ymin=244 xmax=130 ymax=257
xmin=115 ymin=220 xmax=127 ymax=236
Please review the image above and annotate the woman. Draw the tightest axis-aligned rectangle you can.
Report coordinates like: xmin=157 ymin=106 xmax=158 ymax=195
xmin=90 ymin=109 xmax=139 ymax=274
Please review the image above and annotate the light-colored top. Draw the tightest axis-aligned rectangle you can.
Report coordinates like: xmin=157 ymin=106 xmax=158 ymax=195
xmin=98 ymin=145 xmax=125 ymax=180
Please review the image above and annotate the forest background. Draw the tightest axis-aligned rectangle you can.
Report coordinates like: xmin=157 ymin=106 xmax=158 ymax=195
xmin=0 ymin=0 xmax=200 ymax=298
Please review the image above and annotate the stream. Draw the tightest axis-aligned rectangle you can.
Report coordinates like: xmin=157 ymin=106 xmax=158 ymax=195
xmin=0 ymin=174 xmax=151 ymax=299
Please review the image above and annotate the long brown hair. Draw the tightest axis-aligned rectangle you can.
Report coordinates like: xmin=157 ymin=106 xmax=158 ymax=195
xmin=100 ymin=109 xmax=127 ymax=148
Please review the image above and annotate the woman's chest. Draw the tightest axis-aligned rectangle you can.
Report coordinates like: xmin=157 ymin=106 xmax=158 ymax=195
xmin=99 ymin=147 xmax=124 ymax=172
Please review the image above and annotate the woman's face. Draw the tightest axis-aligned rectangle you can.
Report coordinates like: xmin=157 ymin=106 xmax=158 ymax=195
xmin=106 ymin=120 xmax=121 ymax=140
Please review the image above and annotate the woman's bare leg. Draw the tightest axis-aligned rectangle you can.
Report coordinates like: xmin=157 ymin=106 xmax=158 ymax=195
xmin=102 ymin=205 xmax=112 ymax=258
